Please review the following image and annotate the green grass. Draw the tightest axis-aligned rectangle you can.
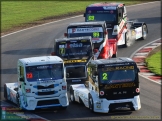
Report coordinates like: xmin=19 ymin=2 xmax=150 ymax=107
xmin=2 ymin=0 xmax=147 ymax=32
xmin=145 ymin=51 xmax=162 ymax=76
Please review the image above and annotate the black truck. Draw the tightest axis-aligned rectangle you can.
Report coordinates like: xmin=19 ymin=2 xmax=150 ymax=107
xmin=51 ymin=36 xmax=93 ymax=83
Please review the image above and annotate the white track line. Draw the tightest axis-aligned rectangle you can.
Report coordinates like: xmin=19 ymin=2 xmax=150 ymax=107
xmin=130 ymin=38 xmax=161 ymax=58
xmin=1 ymin=1 xmax=159 ymax=38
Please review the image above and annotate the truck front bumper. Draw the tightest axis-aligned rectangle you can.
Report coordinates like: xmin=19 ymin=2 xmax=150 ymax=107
xmin=19 ymin=93 xmax=69 ymax=110
xmin=93 ymin=95 xmax=141 ymax=113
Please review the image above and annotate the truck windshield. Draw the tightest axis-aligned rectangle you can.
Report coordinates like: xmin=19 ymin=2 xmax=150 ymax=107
xmin=68 ymin=26 xmax=104 ymax=43
xmin=98 ymin=66 xmax=136 ymax=84
xmin=25 ymin=64 xmax=63 ymax=81
xmin=55 ymin=39 xmax=92 ymax=60
xmin=85 ymin=10 xmax=117 ymax=23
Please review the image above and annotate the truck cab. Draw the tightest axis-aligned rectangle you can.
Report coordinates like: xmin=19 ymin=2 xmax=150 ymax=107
xmin=52 ymin=36 xmax=93 ymax=82
xmin=84 ymin=2 xmax=148 ymax=47
xmin=4 ymin=56 xmax=69 ymax=110
xmin=69 ymin=57 xmax=141 ymax=113
xmin=64 ymin=21 xmax=117 ymax=59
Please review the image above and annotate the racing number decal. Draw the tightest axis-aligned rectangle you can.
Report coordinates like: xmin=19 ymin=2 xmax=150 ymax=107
xmin=26 ymin=72 xmax=33 ymax=78
xmin=59 ymin=45 xmax=65 ymax=54
xmin=88 ymin=16 xmax=94 ymax=21
xmin=102 ymin=73 xmax=108 ymax=80
xmin=59 ymin=48 xmax=65 ymax=54
xmin=93 ymin=32 xmax=100 ymax=38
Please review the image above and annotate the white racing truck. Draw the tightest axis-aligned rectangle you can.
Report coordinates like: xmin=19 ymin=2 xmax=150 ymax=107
xmin=4 ymin=56 xmax=69 ymax=110
xmin=69 ymin=57 xmax=141 ymax=113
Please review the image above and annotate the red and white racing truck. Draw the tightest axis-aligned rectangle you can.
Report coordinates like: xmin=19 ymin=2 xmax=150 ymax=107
xmin=83 ymin=2 xmax=148 ymax=47
xmin=64 ymin=21 xmax=118 ymax=59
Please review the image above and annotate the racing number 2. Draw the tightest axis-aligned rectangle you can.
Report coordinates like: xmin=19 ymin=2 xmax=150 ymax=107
xmin=102 ymin=73 xmax=108 ymax=80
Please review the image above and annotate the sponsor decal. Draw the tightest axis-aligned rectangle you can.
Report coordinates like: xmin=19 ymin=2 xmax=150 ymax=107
xmin=113 ymin=91 xmax=127 ymax=95
xmin=64 ymin=59 xmax=87 ymax=63
xmin=37 ymin=80 xmax=55 ymax=84
xmin=68 ymin=27 xmax=103 ymax=33
xmin=131 ymin=30 xmax=135 ymax=36
xmin=41 ymin=89 xmax=52 ymax=92
xmin=104 ymin=82 xmax=136 ymax=89
xmin=59 ymin=43 xmax=83 ymax=48
xmin=72 ymin=80 xmax=81 ymax=82
xmin=102 ymin=66 xmax=134 ymax=71
xmin=103 ymin=6 xmax=116 ymax=10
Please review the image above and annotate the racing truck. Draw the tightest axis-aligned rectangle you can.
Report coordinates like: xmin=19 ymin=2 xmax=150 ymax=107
xmin=51 ymin=36 xmax=93 ymax=82
xmin=64 ymin=21 xmax=118 ymax=59
xmin=4 ymin=56 xmax=69 ymax=110
xmin=83 ymin=2 xmax=148 ymax=47
xmin=69 ymin=57 xmax=141 ymax=113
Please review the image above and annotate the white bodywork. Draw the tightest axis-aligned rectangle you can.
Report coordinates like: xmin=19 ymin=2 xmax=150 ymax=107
xmin=113 ymin=20 xmax=144 ymax=46
xmin=4 ymin=56 xmax=69 ymax=110
xmin=71 ymin=84 xmax=141 ymax=113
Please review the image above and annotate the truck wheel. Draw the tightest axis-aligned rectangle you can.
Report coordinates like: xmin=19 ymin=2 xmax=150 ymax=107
xmin=112 ymin=53 xmax=117 ymax=58
xmin=124 ymin=32 xmax=129 ymax=47
xmin=112 ymin=44 xmax=117 ymax=58
xmin=17 ymin=94 xmax=22 ymax=110
xmin=88 ymin=94 xmax=94 ymax=112
xmin=4 ymin=84 xmax=8 ymax=100
xmin=140 ymin=24 xmax=148 ymax=40
xmin=70 ymin=87 xmax=75 ymax=103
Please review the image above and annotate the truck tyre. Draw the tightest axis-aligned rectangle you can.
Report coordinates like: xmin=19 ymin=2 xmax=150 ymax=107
xmin=70 ymin=86 xmax=75 ymax=103
xmin=17 ymin=94 xmax=22 ymax=110
xmin=4 ymin=84 xmax=8 ymax=100
xmin=88 ymin=94 xmax=94 ymax=112
xmin=140 ymin=24 xmax=148 ymax=40
xmin=112 ymin=44 xmax=117 ymax=58
xmin=124 ymin=32 xmax=129 ymax=47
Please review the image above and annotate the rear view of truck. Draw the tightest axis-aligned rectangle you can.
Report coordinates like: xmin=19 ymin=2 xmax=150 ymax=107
xmin=4 ymin=56 xmax=69 ymax=110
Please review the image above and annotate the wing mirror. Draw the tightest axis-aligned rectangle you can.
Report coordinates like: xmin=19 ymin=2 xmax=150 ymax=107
xmin=19 ymin=77 xmax=24 ymax=82
xmin=64 ymin=33 xmax=67 ymax=37
xmin=51 ymin=52 xmax=55 ymax=56
xmin=83 ymin=13 xmax=86 ymax=17
xmin=137 ymin=67 xmax=140 ymax=72
xmin=93 ymin=71 xmax=98 ymax=76
xmin=119 ymin=13 xmax=121 ymax=17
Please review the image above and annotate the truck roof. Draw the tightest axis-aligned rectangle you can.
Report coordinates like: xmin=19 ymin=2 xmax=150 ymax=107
xmin=19 ymin=56 xmax=63 ymax=66
xmin=91 ymin=57 xmax=135 ymax=65
xmin=87 ymin=2 xmax=124 ymax=7
xmin=55 ymin=36 xmax=91 ymax=42
xmin=68 ymin=21 xmax=105 ymax=27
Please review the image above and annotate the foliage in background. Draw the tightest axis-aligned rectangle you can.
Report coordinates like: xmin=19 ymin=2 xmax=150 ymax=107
xmin=1 ymin=1 xmax=145 ymax=32
xmin=145 ymin=51 xmax=162 ymax=76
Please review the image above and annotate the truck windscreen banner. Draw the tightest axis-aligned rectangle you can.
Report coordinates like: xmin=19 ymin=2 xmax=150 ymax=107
xmin=68 ymin=27 xmax=103 ymax=43
xmin=98 ymin=65 xmax=136 ymax=84
xmin=56 ymin=39 xmax=92 ymax=61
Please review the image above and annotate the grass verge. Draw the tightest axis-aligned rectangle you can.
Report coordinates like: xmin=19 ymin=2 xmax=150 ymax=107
xmin=145 ymin=48 xmax=161 ymax=76
xmin=2 ymin=0 xmax=152 ymax=34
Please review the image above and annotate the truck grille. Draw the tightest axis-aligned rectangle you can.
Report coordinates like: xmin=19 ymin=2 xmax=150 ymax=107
xmin=37 ymin=84 xmax=54 ymax=89
xmin=37 ymin=99 xmax=59 ymax=106
xmin=37 ymin=91 xmax=55 ymax=95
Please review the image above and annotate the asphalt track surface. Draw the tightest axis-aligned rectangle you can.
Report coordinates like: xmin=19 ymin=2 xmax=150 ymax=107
xmin=1 ymin=1 xmax=161 ymax=120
